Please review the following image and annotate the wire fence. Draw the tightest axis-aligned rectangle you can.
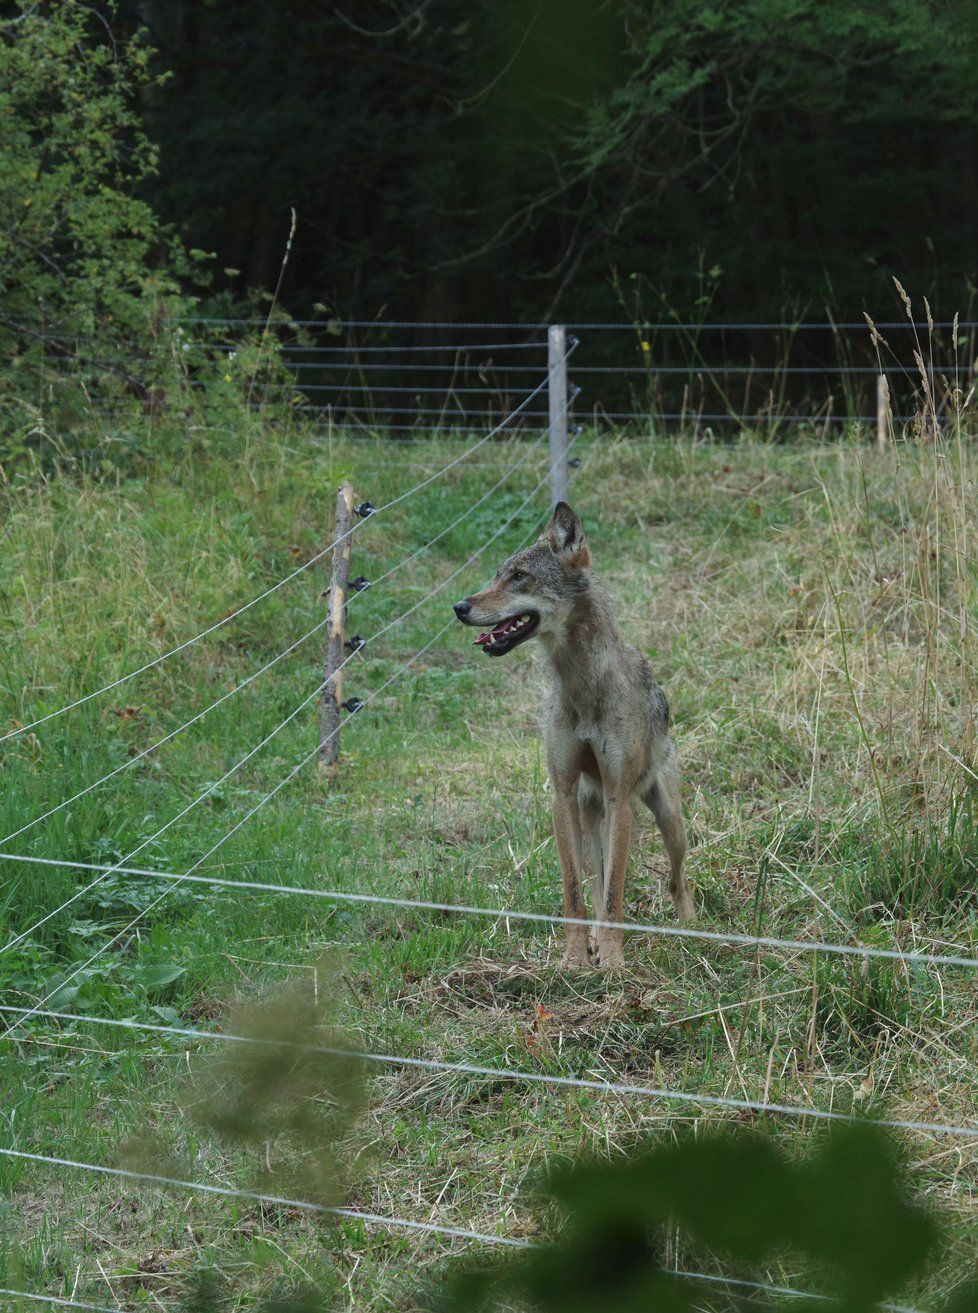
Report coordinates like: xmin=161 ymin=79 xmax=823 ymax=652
xmin=1 ymin=328 xmax=976 ymax=1309
xmin=235 ymin=331 xmax=968 ymax=436
xmin=18 ymin=312 xmax=978 ymax=439
xmin=4 ymin=853 xmax=977 ymax=973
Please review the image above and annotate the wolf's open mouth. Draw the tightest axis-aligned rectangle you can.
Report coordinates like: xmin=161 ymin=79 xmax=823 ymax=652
xmin=473 ymin=611 xmax=539 ymax=657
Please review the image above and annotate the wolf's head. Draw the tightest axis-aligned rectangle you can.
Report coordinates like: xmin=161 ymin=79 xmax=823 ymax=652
xmin=453 ymin=502 xmax=591 ymax=657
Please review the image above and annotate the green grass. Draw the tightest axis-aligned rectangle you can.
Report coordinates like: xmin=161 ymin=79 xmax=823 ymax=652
xmin=1 ymin=416 xmax=977 ymax=1310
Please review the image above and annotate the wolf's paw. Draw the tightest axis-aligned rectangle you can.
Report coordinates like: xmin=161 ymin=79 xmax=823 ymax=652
xmin=595 ymin=937 xmax=625 ymax=971
xmin=669 ymin=881 xmax=696 ymax=923
xmin=674 ymin=894 xmax=696 ymax=923
xmin=559 ymin=938 xmax=591 ymax=970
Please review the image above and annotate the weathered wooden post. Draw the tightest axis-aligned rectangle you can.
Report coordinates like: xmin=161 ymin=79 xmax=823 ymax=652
xmin=548 ymin=324 xmax=569 ymax=504
xmin=319 ymin=484 xmax=355 ymax=782
xmin=876 ymin=374 xmax=889 ymax=450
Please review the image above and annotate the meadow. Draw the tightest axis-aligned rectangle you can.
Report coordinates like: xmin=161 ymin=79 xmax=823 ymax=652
xmin=1 ymin=412 xmax=976 ymax=1310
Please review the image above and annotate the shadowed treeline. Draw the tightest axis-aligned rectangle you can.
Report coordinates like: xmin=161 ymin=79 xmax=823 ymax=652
xmin=107 ymin=1 xmax=978 ymax=324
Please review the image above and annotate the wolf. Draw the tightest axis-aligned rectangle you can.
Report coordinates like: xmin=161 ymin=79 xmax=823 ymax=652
xmin=453 ymin=502 xmax=693 ymax=969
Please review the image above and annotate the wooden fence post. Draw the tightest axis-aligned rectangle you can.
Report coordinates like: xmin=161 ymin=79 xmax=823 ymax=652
xmin=319 ymin=484 xmax=355 ymax=783
xmin=548 ymin=324 xmax=569 ymax=504
xmin=876 ymin=374 xmax=889 ymax=450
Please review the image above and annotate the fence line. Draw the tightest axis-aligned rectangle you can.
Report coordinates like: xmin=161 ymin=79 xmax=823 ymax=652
xmin=285 ymin=408 xmax=892 ymax=423
xmin=288 ymin=407 xmax=914 ymax=425
xmin=541 ymin=364 xmax=956 ymax=376
xmin=178 ymin=317 xmax=977 ymax=330
xmin=311 ymin=423 xmax=552 ymax=434
xmin=1 ymin=428 xmax=550 ymax=849
xmin=285 ymin=380 xmax=553 ymax=392
xmin=277 ymin=402 xmax=555 ymax=416
xmin=276 ymin=340 xmax=546 ymax=353
xmin=273 ymin=363 xmax=955 ymax=376
xmin=3 ymin=852 xmax=976 ymax=973
xmin=0 ymin=342 xmax=576 ymax=749
xmin=252 ymin=362 xmax=549 ymax=374
xmin=0 ymin=1147 xmax=529 ymax=1248
xmin=4 ymin=1003 xmax=976 ymax=1141
xmin=565 ymin=412 xmax=917 ymax=424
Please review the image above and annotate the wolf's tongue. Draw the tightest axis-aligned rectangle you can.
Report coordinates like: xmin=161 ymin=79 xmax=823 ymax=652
xmin=474 ymin=623 xmax=510 ymax=647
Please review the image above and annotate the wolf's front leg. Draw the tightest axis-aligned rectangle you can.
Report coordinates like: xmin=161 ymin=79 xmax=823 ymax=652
xmin=596 ymin=795 xmax=632 ymax=969
xmin=551 ymin=782 xmax=589 ymax=968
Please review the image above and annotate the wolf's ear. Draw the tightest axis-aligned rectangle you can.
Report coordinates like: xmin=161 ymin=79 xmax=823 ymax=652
xmin=545 ymin=501 xmax=590 ymax=568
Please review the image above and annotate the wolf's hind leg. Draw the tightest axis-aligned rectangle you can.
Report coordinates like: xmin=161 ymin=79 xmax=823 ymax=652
xmin=644 ymin=759 xmax=694 ymax=922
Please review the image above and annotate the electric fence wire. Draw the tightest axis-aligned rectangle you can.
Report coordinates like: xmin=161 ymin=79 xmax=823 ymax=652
xmin=0 ymin=1156 xmax=932 ymax=1313
xmin=0 ymin=672 xmax=328 ymax=961
xmin=2 ymin=855 xmax=976 ymax=973
xmin=2 ymin=1002 xmax=976 ymax=1140
xmin=0 ymin=617 xmax=449 ymax=1036
xmin=0 ymin=1147 xmax=527 ymax=1247
xmin=0 ymin=339 xmax=576 ymax=749
xmin=291 ymin=407 xmax=892 ymax=423
xmin=264 ymin=403 xmax=553 ymax=415
xmin=179 ymin=317 xmax=978 ymax=330
xmin=269 ymin=339 xmax=548 ymax=353
xmin=282 ymin=380 xmax=555 ymax=391
xmin=272 ymin=364 xmax=954 ymax=376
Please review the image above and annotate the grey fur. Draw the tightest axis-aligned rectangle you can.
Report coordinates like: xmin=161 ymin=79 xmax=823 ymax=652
xmin=454 ymin=502 xmax=693 ymax=968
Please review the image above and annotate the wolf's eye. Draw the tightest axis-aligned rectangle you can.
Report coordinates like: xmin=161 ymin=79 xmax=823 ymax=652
xmin=510 ymin=569 xmax=529 ymax=584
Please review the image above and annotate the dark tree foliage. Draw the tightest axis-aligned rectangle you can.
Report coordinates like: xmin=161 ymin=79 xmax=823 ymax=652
xmin=0 ymin=0 xmax=195 ymax=403
xmin=123 ymin=0 xmax=978 ymax=324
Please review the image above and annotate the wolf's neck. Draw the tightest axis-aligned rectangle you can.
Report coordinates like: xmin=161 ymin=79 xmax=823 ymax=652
xmin=538 ymin=576 xmax=625 ymax=694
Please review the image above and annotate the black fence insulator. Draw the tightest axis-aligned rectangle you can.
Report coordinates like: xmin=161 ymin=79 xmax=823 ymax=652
xmin=355 ymin=501 xmax=376 ymax=519
xmin=345 ymin=634 xmax=366 ymax=652
xmin=350 ymin=576 xmax=372 ymax=592
xmin=568 ymin=457 xmax=582 ymax=468
xmin=341 ymin=696 xmax=364 ymax=714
